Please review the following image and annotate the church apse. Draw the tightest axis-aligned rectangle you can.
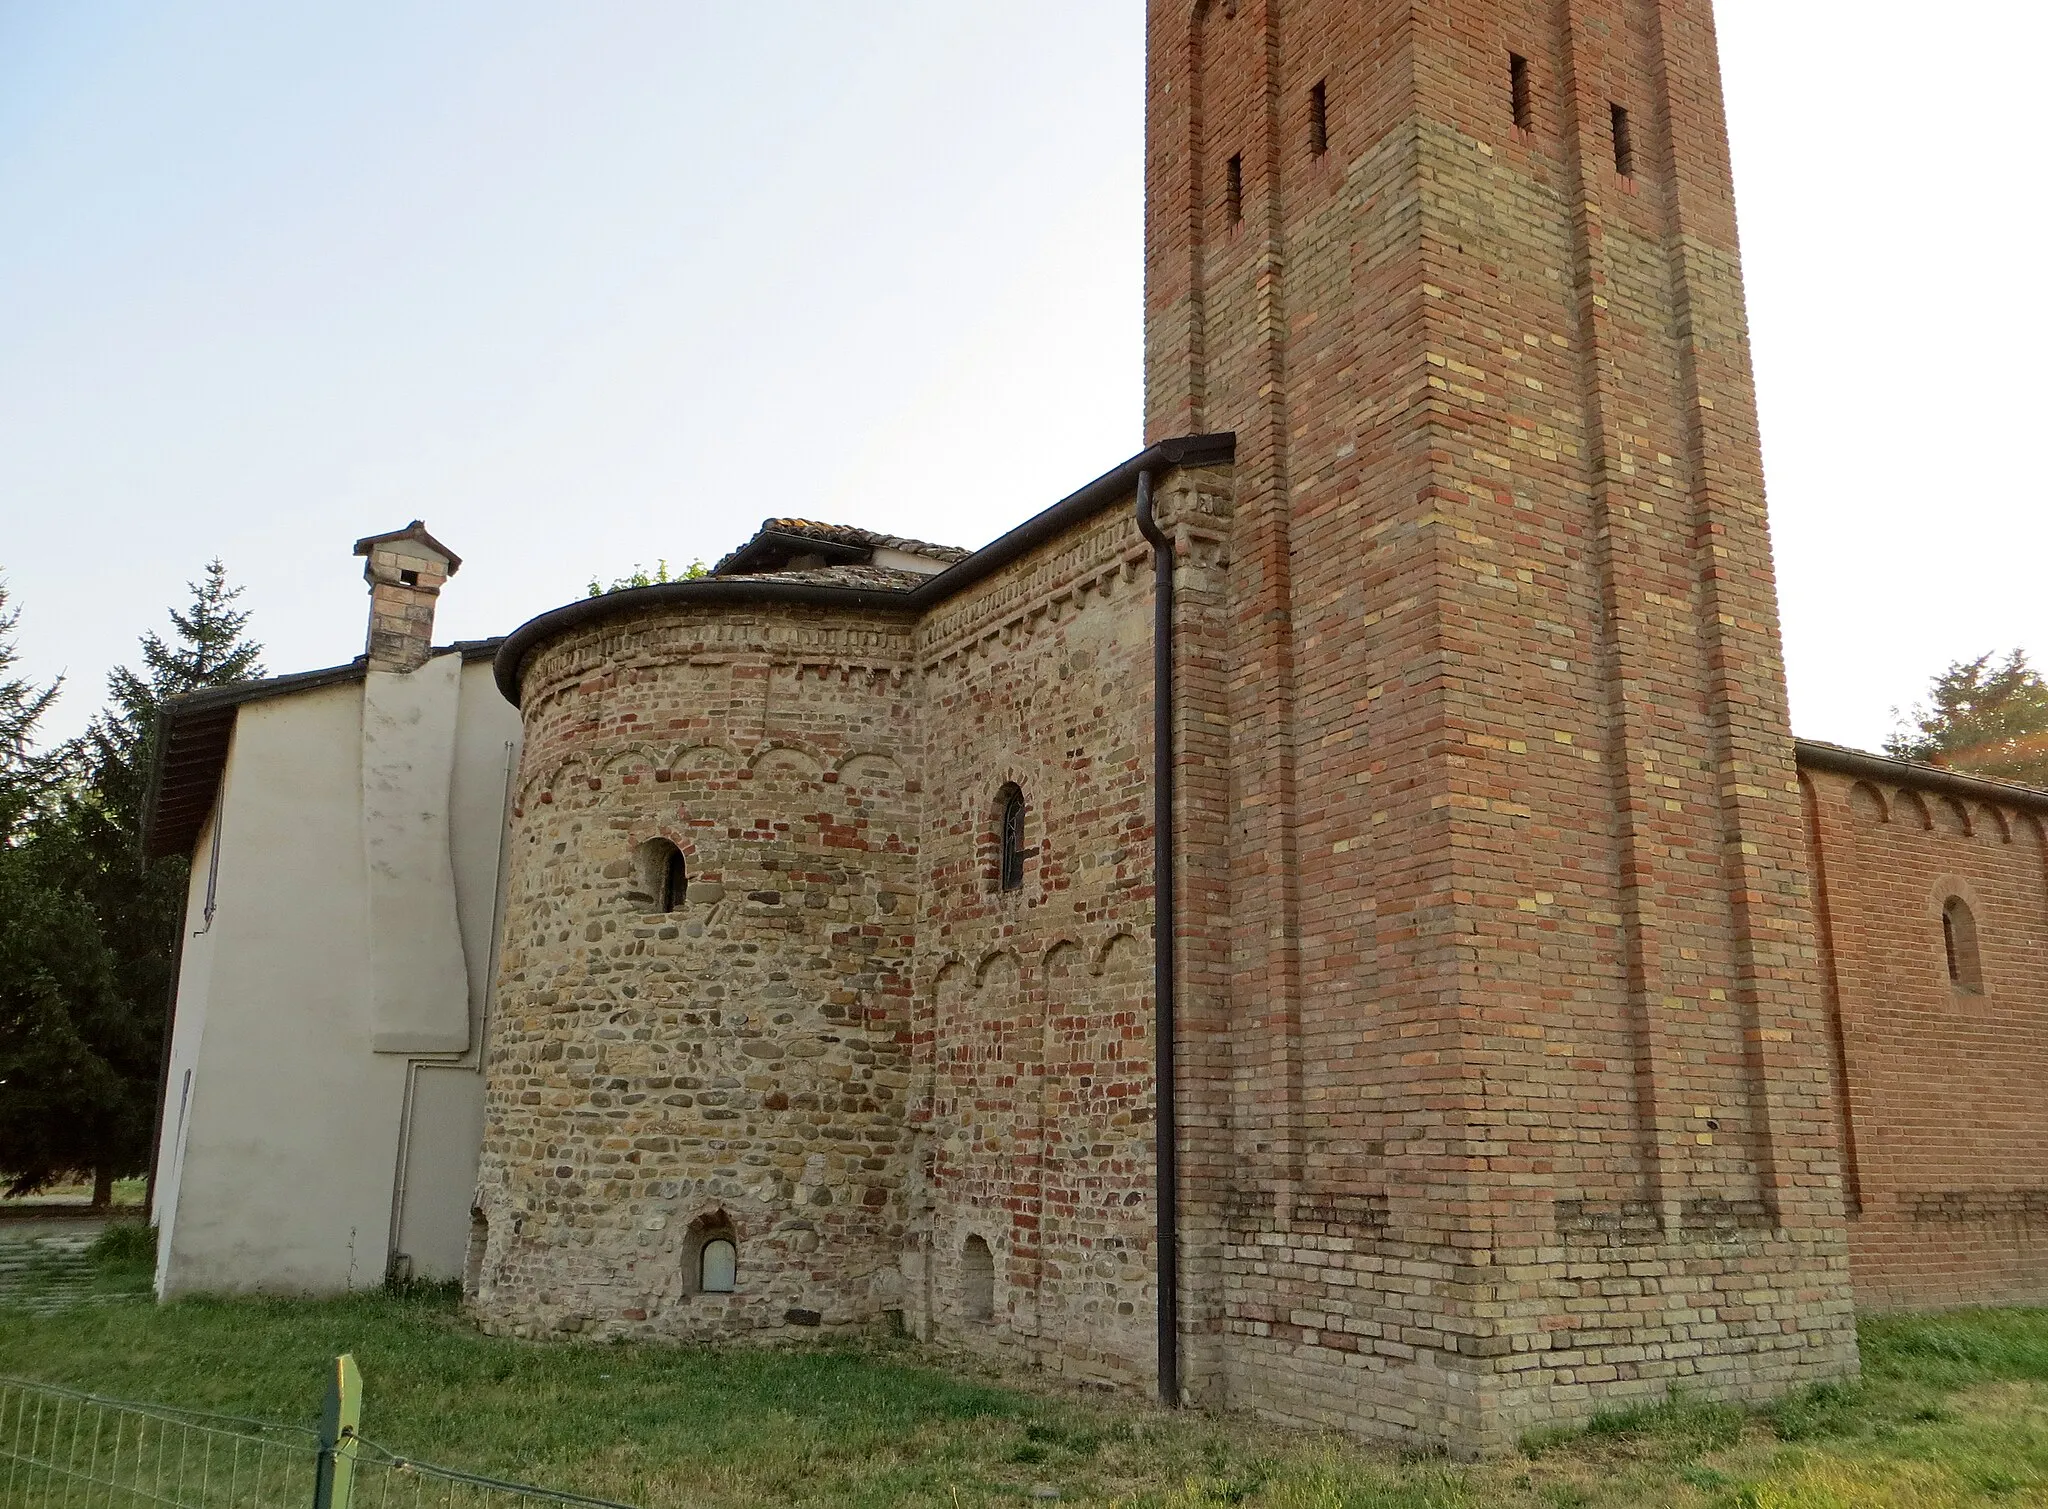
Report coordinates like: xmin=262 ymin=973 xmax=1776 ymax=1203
xmin=470 ymin=601 xmax=921 ymax=1341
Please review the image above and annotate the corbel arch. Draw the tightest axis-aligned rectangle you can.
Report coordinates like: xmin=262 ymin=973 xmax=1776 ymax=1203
xmin=1892 ymin=788 xmax=1932 ymax=831
xmin=746 ymin=742 xmax=825 ymax=781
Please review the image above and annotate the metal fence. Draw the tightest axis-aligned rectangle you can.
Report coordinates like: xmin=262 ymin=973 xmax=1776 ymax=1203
xmin=0 ymin=1361 xmax=638 ymax=1509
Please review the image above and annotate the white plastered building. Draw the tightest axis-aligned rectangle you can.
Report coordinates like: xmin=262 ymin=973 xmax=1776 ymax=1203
xmin=144 ymin=524 xmax=521 ymax=1296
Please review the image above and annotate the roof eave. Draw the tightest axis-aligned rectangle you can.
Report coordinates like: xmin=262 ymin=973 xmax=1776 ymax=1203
xmin=490 ymin=432 xmax=1238 ymax=707
xmin=1793 ymin=738 xmax=2048 ymax=814
xmin=141 ymin=639 xmax=506 ymax=861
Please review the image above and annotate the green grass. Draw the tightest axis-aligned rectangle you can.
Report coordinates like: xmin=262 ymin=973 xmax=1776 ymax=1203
xmin=3 ymin=1282 xmax=2047 ymax=1507
xmin=0 ymin=1174 xmax=148 ymax=1208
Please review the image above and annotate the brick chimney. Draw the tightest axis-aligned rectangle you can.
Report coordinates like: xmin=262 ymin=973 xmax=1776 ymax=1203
xmin=352 ymin=521 xmax=461 ymax=673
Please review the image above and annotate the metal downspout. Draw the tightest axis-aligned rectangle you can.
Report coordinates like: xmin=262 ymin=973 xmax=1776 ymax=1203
xmin=1135 ymin=470 xmax=1181 ymax=1408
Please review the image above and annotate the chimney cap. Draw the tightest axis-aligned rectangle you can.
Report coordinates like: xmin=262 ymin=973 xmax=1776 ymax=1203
xmin=352 ymin=520 xmax=462 ymax=575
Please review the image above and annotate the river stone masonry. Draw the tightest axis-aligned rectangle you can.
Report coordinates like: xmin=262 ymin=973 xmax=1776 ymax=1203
xmin=471 ymin=471 xmax=1229 ymax=1371
xmin=472 ymin=602 xmax=922 ymax=1340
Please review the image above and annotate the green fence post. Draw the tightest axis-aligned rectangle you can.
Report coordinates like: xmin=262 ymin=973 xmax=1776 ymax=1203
xmin=312 ymin=1354 xmax=363 ymax=1509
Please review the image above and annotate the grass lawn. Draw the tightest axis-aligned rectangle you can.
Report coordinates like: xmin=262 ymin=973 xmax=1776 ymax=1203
xmin=0 ymin=1175 xmax=148 ymax=1210
xmin=4 ymin=1243 xmax=2047 ymax=1507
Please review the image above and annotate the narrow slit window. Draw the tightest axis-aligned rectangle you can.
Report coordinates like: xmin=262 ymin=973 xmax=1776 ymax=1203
xmin=463 ymin=1210 xmax=488 ymax=1296
xmin=1611 ymin=103 xmax=1634 ymax=177
xmin=1942 ymin=897 xmax=1983 ymax=993
xmin=661 ymin=846 xmax=687 ymax=913
xmin=1510 ymin=54 xmax=1532 ymax=132
xmin=998 ymin=784 xmax=1026 ymax=893
xmin=1226 ymin=153 xmax=1244 ymax=223
xmin=1308 ymin=81 xmax=1328 ymax=157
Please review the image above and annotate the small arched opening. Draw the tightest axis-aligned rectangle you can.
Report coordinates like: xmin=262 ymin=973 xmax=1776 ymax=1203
xmin=683 ymin=1211 xmax=738 ymax=1296
xmin=961 ymin=1234 xmax=995 ymax=1323
xmin=1942 ymin=896 xmax=1984 ymax=995
xmin=463 ymin=1209 xmax=489 ymax=1299
xmin=699 ymin=1237 xmax=737 ymax=1294
xmin=633 ymin=837 xmax=688 ymax=912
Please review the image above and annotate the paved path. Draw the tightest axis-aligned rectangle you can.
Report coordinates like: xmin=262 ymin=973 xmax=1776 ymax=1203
xmin=0 ymin=1215 xmax=149 ymax=1315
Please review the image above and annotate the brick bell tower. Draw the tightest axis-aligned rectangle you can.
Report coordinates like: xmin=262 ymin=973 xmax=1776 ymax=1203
xmin=1148 ymin=0 xmax=1857 ymax=1448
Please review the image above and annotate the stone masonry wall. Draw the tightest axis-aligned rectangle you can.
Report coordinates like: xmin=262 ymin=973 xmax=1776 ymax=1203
xmin=1801 ymin=764 xmax=2048 ymax=1311
xmin=472 ymin=603 xmax=920 ymax=1341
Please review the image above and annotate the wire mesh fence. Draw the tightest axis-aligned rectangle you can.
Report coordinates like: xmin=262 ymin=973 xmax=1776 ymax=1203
xmin=0 ymin=1371 xmax=639 ymax=1509
xmin=0 ymin=1376 xmax=318 ymax=1507
xmin=345 ymin=1443 xmax=645 ymax=1509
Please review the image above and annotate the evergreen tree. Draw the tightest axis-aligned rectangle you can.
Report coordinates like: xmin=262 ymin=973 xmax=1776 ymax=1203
xmin=0 ymin=827 xmax=129 ymax=1199
xmin=81 ymin=559 xmax=265 ymax=848
xmin=0 ymin=563 xmax=262 ymax=1203
xmin=1887 ymin=650 xmax=2048 ymax=791
xmin=0 ymin=577 xmax=61 ymax=832
xmin=0 ymin=573 xmax=127 ymax=1200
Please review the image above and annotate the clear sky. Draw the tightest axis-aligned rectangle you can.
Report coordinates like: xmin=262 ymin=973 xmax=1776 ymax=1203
xmin=3 ymin=2 xmax=2042 ymax=754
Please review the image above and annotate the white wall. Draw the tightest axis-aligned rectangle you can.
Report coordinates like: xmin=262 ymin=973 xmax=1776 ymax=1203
xmin=153 ymin=652 xmax=520 ymax=1296
xmin=392 ymin=657 xmax=522 ymax=1278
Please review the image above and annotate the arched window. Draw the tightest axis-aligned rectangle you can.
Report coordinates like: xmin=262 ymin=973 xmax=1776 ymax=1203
xmin=633 ymin=838 xmax=687 ymax=912
xmin=961 ymin=1234 xmax=995 ymax=1322
xmin=699 ymin=1238 xmax=737 ymax=1294
xmin=997 ymin=785 xmax=1026 ymax=893
xmin=684 ymin=1212 xmax=737 ymax=1295
xmin=1942 ymin=897 xmax=1983 ymax=994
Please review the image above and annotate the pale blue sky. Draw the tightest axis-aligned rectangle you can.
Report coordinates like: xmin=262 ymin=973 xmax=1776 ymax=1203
xmin=3 ymin=2 xmax=2042 ymax=753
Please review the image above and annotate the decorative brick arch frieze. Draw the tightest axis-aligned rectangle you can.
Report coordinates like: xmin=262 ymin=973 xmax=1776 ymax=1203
xmin=1892 ymin=788 xmax=1934 ymax=832
xmin=1847 ymin=780 xmax=1889 ymax=826
xmin=2023 ymin=812 xmax=2048 ymax=928
xmin=1934 ymin=795 xmax=1974 ymax=839
xmin=743 ymin=741 xmax=825 ymax=780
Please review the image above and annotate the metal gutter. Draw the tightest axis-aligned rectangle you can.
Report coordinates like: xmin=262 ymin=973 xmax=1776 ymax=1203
xmin=490 ymin=579 xmax=918 ymax=705
xmin=898 ymin=433 xmax=1234 ymax=612
xmin=1793 ymin=738 xmax=2048 ymax=815
xmin=1133 ymin=469 xmax=1181 ymax=1407
xmin=491 ymin=434 xmax=1238 ymax=706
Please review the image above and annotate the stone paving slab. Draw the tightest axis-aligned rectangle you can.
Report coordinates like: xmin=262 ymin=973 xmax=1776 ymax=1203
xmin=0 ymin=1216 xmax=152 ymax=1316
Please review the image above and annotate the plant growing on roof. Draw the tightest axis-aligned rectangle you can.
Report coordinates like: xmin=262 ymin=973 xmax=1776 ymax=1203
xmin=585 ymin=559 xmax=708 ymax=597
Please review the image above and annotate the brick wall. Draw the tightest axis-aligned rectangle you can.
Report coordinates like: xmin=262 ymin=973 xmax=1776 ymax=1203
xmin=904 ymin=467 xmax=1233 ymax=1388
xmin=1801 ymin=759 xmax=2048 ymax=1311
xmin=1148 ymin=0 xmax=1856 ymax=1450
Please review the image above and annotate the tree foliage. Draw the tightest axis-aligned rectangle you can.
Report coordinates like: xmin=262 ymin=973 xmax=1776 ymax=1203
xmin=586 ymin=558 xmax=707 ymax=597
xmin=0 ymin=562 xmax=262 ymax=1201
xmin=1887 ymin=650 xmax=2048 ymax=792
xmin=0 ymin=832 xmax=132 ymax=1199
xmin=0 ymin=579 xmax=62 ymax=833
xmin=78 ymin=559 xmax=264 ymax=863
xmin=0 ymin=572 xmax=123 ymax=1198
